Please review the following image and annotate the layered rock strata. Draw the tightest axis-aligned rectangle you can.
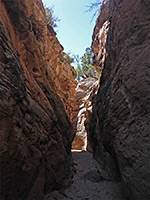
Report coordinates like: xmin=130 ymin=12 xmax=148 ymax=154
xmin=72 ymin=77 xmax=99 ymax=151
xmin=91 ymin=0 xmax=150 ymax=199
xmin=0 ymin=0 xmax=76 ymax=199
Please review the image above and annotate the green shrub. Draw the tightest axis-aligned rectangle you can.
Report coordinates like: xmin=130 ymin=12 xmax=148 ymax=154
xmin=45 ymin=6 xmax=60 ymax=29
xmin=75 ymin=47 xmax=99 ymax=81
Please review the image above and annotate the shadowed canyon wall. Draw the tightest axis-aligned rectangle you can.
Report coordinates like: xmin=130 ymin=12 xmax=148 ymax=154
xmin=0 ymin=0 xmax=77 ymax=199
xmin=91 ymin=0 xmax=150 ymax=199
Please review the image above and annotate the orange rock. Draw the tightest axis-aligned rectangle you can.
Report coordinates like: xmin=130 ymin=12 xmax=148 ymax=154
xmin=0 ymin=0 xmax=76 ymax=199
xmin=72 ymin=77 xmax=99 ymax=151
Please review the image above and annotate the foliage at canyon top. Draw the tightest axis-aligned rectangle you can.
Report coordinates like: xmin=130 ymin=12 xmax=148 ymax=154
xmin=44 ymin=5 xmax=99 ymax=81
xmin=64 ymin=48 xmax=99 ymax=81
xmin=45 ymin=6 xmax=60 ymax=29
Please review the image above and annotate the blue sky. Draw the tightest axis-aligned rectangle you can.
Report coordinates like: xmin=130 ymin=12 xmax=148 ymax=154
xmin=42 ymin=0 xmax=100 ymax=57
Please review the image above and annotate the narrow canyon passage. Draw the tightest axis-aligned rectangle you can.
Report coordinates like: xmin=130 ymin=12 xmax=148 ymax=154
xmin=0 ymin=0 xmax=150 ymax=200
xmin=45 ymin=151 xmax=125 ymax=200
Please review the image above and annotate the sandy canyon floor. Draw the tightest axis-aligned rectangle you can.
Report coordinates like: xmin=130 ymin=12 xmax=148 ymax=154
xmin=45 ymin=151 xmax=126 ymax=200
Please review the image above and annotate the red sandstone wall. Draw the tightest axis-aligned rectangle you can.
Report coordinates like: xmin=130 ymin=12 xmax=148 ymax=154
xmin=0 ymin=0 xmax=76 ymax=199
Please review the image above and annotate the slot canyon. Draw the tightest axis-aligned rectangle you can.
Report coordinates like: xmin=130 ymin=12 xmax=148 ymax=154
xmin=0 ymin=0 xmax=150 ymax=200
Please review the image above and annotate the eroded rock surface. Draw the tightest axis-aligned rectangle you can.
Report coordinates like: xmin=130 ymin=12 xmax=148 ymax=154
xmin=72 ymin=77 xmax=99 ymax=151
xmin=0 ymin=0 xmax=76 ymax=199
xmin=91 ymin=0 xmax=150 ymax=199
xmin=92 ymin=0 xmax=110 ymax=75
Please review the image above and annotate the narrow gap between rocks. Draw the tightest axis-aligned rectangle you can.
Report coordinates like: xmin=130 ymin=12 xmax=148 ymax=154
xmin=1 ymin=0 xmax=149 ymax=199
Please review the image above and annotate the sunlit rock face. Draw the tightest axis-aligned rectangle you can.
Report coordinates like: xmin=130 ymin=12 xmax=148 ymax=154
xmin=91 ymin=0 xmax=150 ymax=199
xmin=92 ymin=0 xmax=110 ymax=76
xmin=0 ymin=0 xmax=76 ymax=199
xmin=72 ymin=77 xmax=99 ymax=151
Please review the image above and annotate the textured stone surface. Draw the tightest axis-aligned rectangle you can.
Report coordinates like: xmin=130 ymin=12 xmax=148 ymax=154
xmin=0 ymin=0 xmax=77 ymax=134
xmin=72 ymin=77 xmax=99 ymax=151
xmin=91 ymin=0 xmax=150 ymax=199
xmin=92 ymin=0 xmax=110 ymax=75
xmin=0 ymin=0 xmax=76 ymax=199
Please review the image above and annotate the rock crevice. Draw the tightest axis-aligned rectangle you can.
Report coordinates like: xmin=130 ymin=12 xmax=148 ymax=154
xmin=1 ymin=0 xmax=150 ymax=199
